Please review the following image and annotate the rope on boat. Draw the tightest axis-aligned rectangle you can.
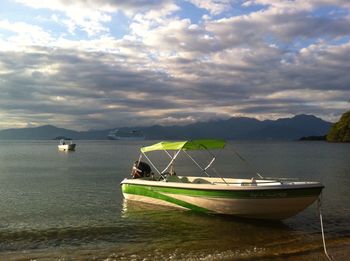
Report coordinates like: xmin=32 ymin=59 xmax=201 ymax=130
xmin=317 ymin=194 xmax=335 ymax=261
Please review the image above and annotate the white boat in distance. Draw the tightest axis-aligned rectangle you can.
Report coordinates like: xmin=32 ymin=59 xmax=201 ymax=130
xmin=121 ymin=139 xmax=324 ymax=220
xmin=58 ymin=139 xmax=76 ymax=151
xmin=107 ymin=129 xmax=145 ymax=140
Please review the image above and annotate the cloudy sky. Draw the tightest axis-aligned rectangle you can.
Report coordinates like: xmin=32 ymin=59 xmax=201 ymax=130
xmin=0 ymin=0 xmax=350 ymax=130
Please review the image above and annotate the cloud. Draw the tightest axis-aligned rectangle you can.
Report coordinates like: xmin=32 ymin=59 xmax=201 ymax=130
xmin=244 ymin=0 xmax=350 ymax=10
xmin=187 ymin=0 xmax=232 ymax=15
xmin=15 ymin=0 xmax=175 ymax=36
xmin=0 ymin=0 xmax=350 ymax=130
xmin=0 ymin=45 xmax=192 ymax=130
xmin=205 ymin=4 xmax=350 ymax=48
xmin=0 ymin=20 xmax=53 ymax=48
xmin=16 ymin=0 xmax=173 ymax=14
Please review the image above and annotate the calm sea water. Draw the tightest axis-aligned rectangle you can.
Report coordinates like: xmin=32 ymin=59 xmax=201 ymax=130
xmin=0 ymin=140 xmax=349 ymax=260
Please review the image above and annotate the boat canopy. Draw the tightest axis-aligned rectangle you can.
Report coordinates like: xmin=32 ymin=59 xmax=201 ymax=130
xmin=140 ymin=139 xmax=225 ymax=153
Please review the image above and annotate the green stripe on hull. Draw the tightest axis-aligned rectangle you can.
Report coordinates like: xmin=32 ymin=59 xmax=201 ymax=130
xmin=122 ymin=183 xmax=322 ymax=200
xmin=122 ymin=184 xmax=211 ymax=213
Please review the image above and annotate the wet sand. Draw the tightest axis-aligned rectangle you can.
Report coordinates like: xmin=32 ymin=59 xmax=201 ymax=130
xmin=1 ymin=237 xmax=349 ymax=261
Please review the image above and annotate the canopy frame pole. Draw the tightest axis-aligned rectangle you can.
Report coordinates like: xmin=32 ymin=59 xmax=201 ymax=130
xmin=131 ymin=153 xmax=144 ymax=176
xmin=227 ymin=144 xmax=264 ymax=179
xmin=211 ymin=167 xmax=229 ymax=186
xmin=202 ymin=147 xmax=229 ymax=185
xmin=137 ymin=154 xmax=142 ymax=164
xmin=135 ymin=153 xmax=143 ymax=169
xmin=163 ymin=150 xmax=173 ymax=159
xmin=161 ymin=149 xmax=181 ymax=174
xmin=141 ymin=151 xmax=162 ymax=175
xmin=204 ymin=156 xmax=216 ymax=171
xmin=183 ymin=150 xmax=211 ymax=177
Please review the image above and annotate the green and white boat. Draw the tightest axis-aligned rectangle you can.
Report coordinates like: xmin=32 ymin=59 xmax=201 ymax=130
xmin=121 ymin=139 xmax=324 ymax=220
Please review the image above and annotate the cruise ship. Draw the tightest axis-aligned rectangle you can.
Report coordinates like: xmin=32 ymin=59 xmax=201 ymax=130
xmin=107 ymin=129 xmax=145 ymax=140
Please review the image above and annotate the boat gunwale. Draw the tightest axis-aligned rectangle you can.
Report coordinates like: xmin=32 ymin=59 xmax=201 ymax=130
xmin=120 ymin=178 xmax=324 ymax=192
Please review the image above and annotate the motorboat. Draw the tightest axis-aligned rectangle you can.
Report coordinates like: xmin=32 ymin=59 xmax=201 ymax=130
xmin=58 ymin=139 xmax=76 ymax=151
xmin=120 ymin=139 xmax=324 ymax=220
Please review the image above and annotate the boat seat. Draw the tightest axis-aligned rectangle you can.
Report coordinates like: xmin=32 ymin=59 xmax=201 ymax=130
xmin=193 ymin=178 xmax=211 ymax=184
xmin=166 ymin=176 xmax=191 ymax=183
xmin=180 ymin=177 xmax=190 ymax=183
xmin=166 ymin=175 xmax=181 ymax=183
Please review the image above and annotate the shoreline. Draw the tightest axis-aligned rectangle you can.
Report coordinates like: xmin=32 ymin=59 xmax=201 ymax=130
xmin=1 ymin=236 xmax=349 ymax=261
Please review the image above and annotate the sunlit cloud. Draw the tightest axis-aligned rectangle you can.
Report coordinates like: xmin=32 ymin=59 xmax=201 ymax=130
xmin=0 ymin=0 xmax=349 ymax=130
xmin=188 ymin=0 xmax=233 ymax=15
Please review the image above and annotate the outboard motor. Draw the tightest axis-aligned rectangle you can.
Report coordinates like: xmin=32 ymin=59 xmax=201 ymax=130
xmin=131 ymin=161 xmax=152 ymax=179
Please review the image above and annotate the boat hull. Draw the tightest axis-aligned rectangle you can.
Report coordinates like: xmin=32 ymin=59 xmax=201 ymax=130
xmin=121 ymin=179 xmax=323 ymax=220
xmin=58 ymin=144 xmax=76 ymax=151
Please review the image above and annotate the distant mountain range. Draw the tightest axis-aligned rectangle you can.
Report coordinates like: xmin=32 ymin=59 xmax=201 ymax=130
xmin=0 ymin=114 xmax=332 ymax=140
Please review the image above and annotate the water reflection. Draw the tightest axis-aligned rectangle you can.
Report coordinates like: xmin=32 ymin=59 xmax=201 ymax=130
xmin=120 ymin=199 xmax=323 ymax=259
xmin=1 ymin=140 xmax=348 ymax=260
